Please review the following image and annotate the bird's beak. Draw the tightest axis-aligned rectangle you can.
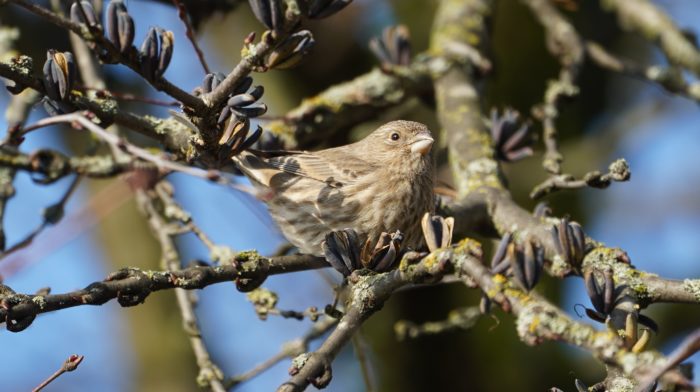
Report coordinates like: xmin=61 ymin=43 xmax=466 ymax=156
xmin=410 ymin=135 xmax=434 ymax=155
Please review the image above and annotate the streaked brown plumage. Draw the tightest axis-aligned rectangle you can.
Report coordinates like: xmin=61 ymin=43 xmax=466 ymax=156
xmin=233 ymin=120 xmax=435 ymax=256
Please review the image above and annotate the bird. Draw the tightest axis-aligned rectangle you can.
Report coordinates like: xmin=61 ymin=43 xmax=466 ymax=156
xmin=233 ymin=120 xmax=435 ymax=256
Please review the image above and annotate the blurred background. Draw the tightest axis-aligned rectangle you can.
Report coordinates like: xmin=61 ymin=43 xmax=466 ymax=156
xmin=0 ymin=0 xmax=699 ymax=390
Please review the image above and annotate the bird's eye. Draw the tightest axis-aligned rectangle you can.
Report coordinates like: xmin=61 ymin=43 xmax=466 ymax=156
xmin=390 ymin=132 xmax=400 ymax=141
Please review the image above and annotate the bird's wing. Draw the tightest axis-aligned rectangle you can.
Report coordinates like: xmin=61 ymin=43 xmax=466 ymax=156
xmin=264 ymin=150 xmax=374 ymax=187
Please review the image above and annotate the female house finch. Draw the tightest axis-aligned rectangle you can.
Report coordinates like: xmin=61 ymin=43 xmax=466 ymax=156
xmin=233 ymin=120 xmax=435 ymax=256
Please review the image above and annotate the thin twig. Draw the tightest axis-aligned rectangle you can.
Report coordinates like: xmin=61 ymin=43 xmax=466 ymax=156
xmin=225 ymin=317 xmax=338 ymax=388
xmin=32 ymin=354 xmax=84 ymax=392
xmin=352 ymin=333 xmax=375 ymax=392
xmin=137 ymin=187 xmax=226 ymax=392
xmin=586 ymin=41 xmax=700 ymax=102
xmin=0 ymin=175 xmax=81 ymax=262
xmin=171 ymin=0 xmax=210 ymax=74
xmin=530 ymin=158 xmax=630 ymax=199
xmin=635 ymin=328 xmax=700 ymax=392
xmin=20 ymin=113 xmax=251 ymax=193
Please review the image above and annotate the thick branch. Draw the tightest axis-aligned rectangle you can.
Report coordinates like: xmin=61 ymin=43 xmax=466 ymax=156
xmin=430 ymin=0 xmax=500 ymax=198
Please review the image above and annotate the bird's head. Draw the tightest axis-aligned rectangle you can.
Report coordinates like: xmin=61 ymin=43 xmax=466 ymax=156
xmin=362 ymin=120 xmax=434 ymax=159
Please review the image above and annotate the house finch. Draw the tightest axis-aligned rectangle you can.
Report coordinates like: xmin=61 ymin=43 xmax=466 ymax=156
xmin=233 ymin=120 xmax=435 ymax=256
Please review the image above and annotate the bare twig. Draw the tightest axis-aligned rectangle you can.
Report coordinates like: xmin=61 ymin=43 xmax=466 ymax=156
xmin=32 ymin=354 xmax=84 ymax=392
xmin=601 ymin=0 xmax=700 ymax=76
xmin=19 ymin=113 xmax=249 ymax=192
xmin=0 ymin=175 xmax=81 ymax=261
xmin=530 ymin=158 xmax=631 ymax=199
xmin=225 ymin=317 xmax=338 ymax=388
xmin=171 ymin=0 xmax=210 ymax=74
xmin=394 ymin=306 xmax=482 ymax=340
xmin=522 ymin=0 xmax=582 ymax=175
xmin=137 ymin=187 xmax=225 ymax=391
xmin=635 ymin=328 xmax=700 ymax=392
xmin=586 ymin=41 xmax=700 ymax=102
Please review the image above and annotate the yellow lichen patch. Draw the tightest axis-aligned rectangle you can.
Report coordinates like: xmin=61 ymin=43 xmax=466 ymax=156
xmin=492 ymin=273 xmax=507 ymax=285
xmin=528 ymin=315 xmax=540 ymax=334
xmin=454 ymin=238 xmax=482 ymax=256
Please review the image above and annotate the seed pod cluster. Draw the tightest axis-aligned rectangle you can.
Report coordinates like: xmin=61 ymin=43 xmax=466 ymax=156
xmin=490 ymin=108 xmax=534 ymax=162
xmin=194 ymin=72 xmax=226 ymax=96
xmin=582 ymin=269 xmax=658 ymax=335
xmin=361 ymin=231 xmax=403 ymax=272
xmin=248 ymin=0 xmax=283 ymax=32
xmin=550 ymin=217 xmax=587 ymax=270
xmin=322 ymin=229 xmax=404 ymax=276
xmin=369 ymin=25 xmax=411 ymax=69
xmin=42 ymin=50 xmax=76 ymax=101
xmin=421 ymin=212 xmax=454 ymax=252
xmin=70 ymin=1 xmax=100 ymax=27
xmin=207 ymin=75 xmax=267 ymax=154
xmin=139 ymin=27 xmax=174 ymax=80
xmin=322 ymin=229 xmax=361 ymax=276
xmin=106 ymin=0 xmax=134 ymax=54
xmin=307 ymin=0 xmax=353 ymax=19
xmin=490 ymin=233 xmax=545 ymax=292
xmin=266 ymin=30 xmax=315 ymax=69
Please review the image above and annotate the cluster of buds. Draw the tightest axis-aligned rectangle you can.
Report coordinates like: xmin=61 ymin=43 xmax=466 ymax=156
xmin=265 ymin=30 xmax=315 ymax=69
xmin=70 ymin=1 xmax=100 ymax=28
xmin=139 ymin=27 xmax=174 ymax=81
xmin=322 ymin=229 xmax=404 ymax=276
xmin=42 ymin=50 xmax=76 ymax=102
xmin=490 ymin=233 xmax=545 ymax=292
xmin=551 ymin=217 xmax=587 ymax=270
xmin=582 ymin=269 xmax=657 ymax=335
xmin=198 ymin=74 xmax=266 ymax=154
xmin=369 ymin=25 xmax=412 ymax=70
xmin=105 ymin=0 xmax=134 ymax=54
xmin=489 ymin=108 xmax=534 ymax=162
xmin=421 ymin=213 xmax=454 ymax=252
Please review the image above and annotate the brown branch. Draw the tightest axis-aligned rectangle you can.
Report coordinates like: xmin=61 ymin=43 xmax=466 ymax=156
xmin=0 ymin=253 xmax=327 ymax=331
